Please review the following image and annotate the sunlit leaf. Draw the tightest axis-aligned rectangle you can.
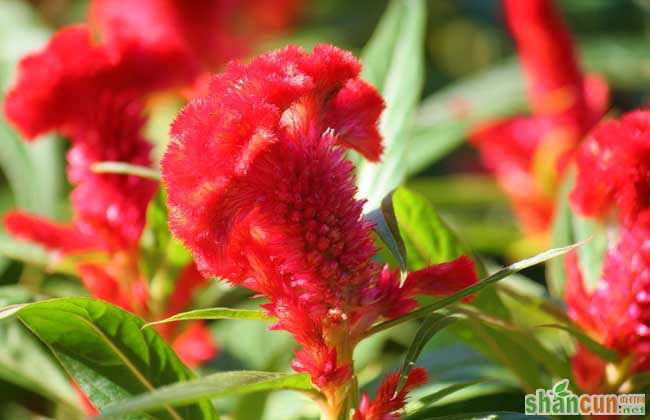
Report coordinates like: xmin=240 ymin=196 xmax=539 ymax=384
xmin=4 ymin=298 xmax=218 ymax=420
xmin=356 ymin=0 xmax=426 ymax=209
xmin=99 ymin=371 xmax=316 ymax=419
xmin=91 ymin=161 xmax=161 ymax=180
xmin=365 ymin=191 xmax=408 ymax=272
xmin=397 ymin=314 xmax=459 ymax=392
xmin=144 ymin=308 xmax=274 ymax=328
xmin=535 ymin=324 xmax=618 ymax=363
xmin=364 ymin=242 xmax=581 ymax=337
xmin=0 ymin=287 xmax=81 ymax=413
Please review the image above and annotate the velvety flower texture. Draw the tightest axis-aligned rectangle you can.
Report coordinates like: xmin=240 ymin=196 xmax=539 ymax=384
xmin=571 ymin=110 xmax=650 ymax=226
xmin=3 ymin=25 xmax=216 ymax=369
xmin=565 ymin=110 xmax=650 ymax=392
xmin=470 ymin=0 xmax=608 ymax=236
xmin=163 ymin=44 xmax=478 ymax=416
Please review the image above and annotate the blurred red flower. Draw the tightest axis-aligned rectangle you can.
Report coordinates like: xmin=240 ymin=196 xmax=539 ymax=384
xmin=3 ymin=25 xmax=216 ymax=369
xmin=565 ymin=110 xmax=650 ymax=392
xmin=470 ymin=0 xmax=609 ymax=236
xmin=571 ymin=110 xmax=650 ymax=226
xmin=90 ymin=0 xmax=303 ymax=91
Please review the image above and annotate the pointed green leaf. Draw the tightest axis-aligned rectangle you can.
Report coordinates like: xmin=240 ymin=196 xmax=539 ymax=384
xmin=4 ymin=298 xmax=218 ymax=420
xmin=397 ymin=314 xmax=459 ymax=392
xmin=0 ymin=286 xmax=81 ymax=413
xmin=391 ymin=187 xmax=481 ymax=270
xmin=91 ymin=161 xmax=161 ymax=180
xmin=356 ymin=0 xmax=426 ymax=209
xmin=535 ymin=324 xmax=619 ymax=363
xmin=99 ymin=371 xmax=316 ymax=419
xmin=144 ymin=307 xmax=274 ymax=328
xmin=416 ymin=381 xmax=483 ymax=405
xmin=139 ymin=189 xmax=192 ymax=315
xmin=364 ymin=242 xmax=581 ymax=337
xmin=365 ymin=190 xmax=408 ymax=272
xmin=547 ymin=173 xmax=575 ymax=297
xmin=422 ymin=412 xmax=549 ymax=420
xmin=0 ymin=1 xmax=65 ymax=220
xmin=572 ymin=215 xmax=608 ymax=293
xmin=360 ymin=0 xmax=404 ymax=91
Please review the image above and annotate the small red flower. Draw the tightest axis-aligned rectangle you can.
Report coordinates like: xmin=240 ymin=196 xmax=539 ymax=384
xmin=354 ymin=368 xmax=428 ymax=420
xmin=571 ymin=109 xmax=650 ymax=226
xmin=162 ymin=44 xmax=478 ymax=398
xmin=565 ymin=110 xmax=650 ymax=391
xmin=470 ymin=0 xmax=609 ymax=235
xmin=565 ymin=225 xmax=650 ymax=390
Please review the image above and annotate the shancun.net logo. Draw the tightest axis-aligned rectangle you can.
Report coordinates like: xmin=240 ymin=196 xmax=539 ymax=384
xmin=525 ymin=379 xmax=645 ymax=416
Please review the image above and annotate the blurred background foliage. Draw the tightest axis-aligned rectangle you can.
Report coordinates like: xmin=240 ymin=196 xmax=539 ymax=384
xmin=0 ymin=0 xmax=648 ymax=418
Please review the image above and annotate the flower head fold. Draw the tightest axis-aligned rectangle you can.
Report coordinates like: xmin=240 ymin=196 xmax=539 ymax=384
xmin=571 ymin=110 xmax=650 ymax=226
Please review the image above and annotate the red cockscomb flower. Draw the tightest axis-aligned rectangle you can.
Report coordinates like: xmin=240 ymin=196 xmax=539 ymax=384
xmin=470 ymin=0 xmax=608 ymax=236
xmin=565 ymin=225 xmax=650 ymax=391
xmin=565 ymin=110 xmax=650 ymax=392
xmin=90 ymin=0 xmax=303 ymax=89
xmin=162 ymin=44 xmax=477 ymax=411
xmin=4 ymin=26 xmax=189 ymax=140
xmin=354 ymin=368 xmax=428 ymax=420
xmin=3 ymin=23 xmax=216 ymax=368
xmin=571 ymin=110 xmax=650 ymax=226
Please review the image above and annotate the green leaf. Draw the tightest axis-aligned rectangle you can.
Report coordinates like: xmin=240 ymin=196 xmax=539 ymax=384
xmin=365 ymin=191 xmax=408 ymax=272
xmin=356 ymin=0 xmax=426 ymax=209
xmin=422 ymin=412 xmax=549 ymax=420
xmin=99 ymin=371 xmax=316 ymax=419
xmin=391 ymin=188 xmax=478 ymax=269
xmin=572 ymin=216 xmax=608 ymax=293
xmin=547 ymin=174 xmax=575 ymax=297
xmin=0 ymin=287 xmax=81 ymax=413
xmin=144 ymin=308 xmax=274 ymax=328
xmin=364 ymin=242 xmax=581 ymax=337
xmin=405 ymin=380 xmax=485 ymax=417
xmin=359 ymin=0 xmax=403 ymax=91
xmin=415 ymin=381 xmax=483 ymax=405
xmin=4 ymin=298 xmax=218 ymax=420
xmin=548 ymin=171 xmax=609 ymax=296
xmin=398 ymin=314 xmax=459 ymax=392
xmin=139 ymin=190 xmax=192 ymax=316
xmin=91 ymin=161 xmax=161 ymax=180
xmin=391 ymin=187 xmax=510 ymax=317
xmin=535 ymin=324 xmax=619 ymax=363
xmin=0 ymin=0 xmax=65 ymax=220
xmin=0 ymin=234 xmax=77 ymax=274
xmin=407 ymin=58 xmax=525 ymax=175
